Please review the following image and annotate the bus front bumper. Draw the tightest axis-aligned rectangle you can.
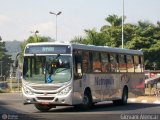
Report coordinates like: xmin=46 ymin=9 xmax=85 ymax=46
xmin=22 ymin=90 xmax=73 ymax=106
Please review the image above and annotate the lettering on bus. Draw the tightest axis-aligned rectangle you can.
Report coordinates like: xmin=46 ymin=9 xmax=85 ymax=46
xmin=42 ymin=47 xmax=54 ymax=52
xmin=25 ymin=45 xmax=71 ymax=54
xmin=95 ymin=76 xmax=114 ymax=87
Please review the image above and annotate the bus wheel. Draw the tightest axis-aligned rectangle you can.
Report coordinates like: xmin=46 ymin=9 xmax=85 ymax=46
xmin=82 ymin=90 xmax=93 ymax=109
xmin=121 ymin=87 xmax=128 ymax=105
xmin=34 ymin=104 xmax=52 ymax=112
xmin=113 ymin=88 xmax=128 ymax=105
xmin=113 ymin=100 xmax=120 ymax=105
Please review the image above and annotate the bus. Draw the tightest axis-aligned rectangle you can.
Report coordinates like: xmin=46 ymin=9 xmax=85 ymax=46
xmin=21 ymin=42 xmax=145 ymax=111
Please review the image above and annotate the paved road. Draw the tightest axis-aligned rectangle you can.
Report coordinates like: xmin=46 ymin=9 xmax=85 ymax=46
xmin=0 ymin=93 xmax=160 ymax=120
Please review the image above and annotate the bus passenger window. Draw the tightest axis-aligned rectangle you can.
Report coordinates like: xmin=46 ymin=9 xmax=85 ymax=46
xmin=74 ymin=50 xmax=82 ymax=79
xmin=110 ymin=54 xmax=118 ymax=72
xmin=92 ymin=52 xmax=101 ymax=72
xmin=119 ymin=54 xmax=127 ymax=72
xmin=127 ymin=55 xmax=134 ymax=72
xmin=140 ymin=56 xmax=144 ymax=72
xmin=134 ymin=55 xmax=141 ymax=72
xmin=82 ymin=51 xmax=90 ymax=73
xmin=101 ymin=53 xmax=109 ymax=72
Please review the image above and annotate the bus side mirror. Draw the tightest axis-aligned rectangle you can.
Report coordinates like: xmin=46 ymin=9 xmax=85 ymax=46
xmin=74 ymin=73 xmax=82 ymax=79
xmin=14 ymin=60 xmax=19 ymax=68
xmin=14 ymin=52 xmax=21 ymax=68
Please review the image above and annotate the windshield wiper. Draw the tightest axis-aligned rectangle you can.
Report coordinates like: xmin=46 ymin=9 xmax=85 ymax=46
xmin=54 ymin=68 xmax=69 ymax=74
xmin=55 ymin=54 xmax=60 ymax=59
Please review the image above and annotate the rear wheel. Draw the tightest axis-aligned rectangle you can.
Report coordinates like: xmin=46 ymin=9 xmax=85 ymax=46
xmin=121 ymin=88 xmax=128 ymax=105
xmin=34 ymin=104 xmax=52 ymax=112
xmin=113 ymin=87 xmax=128 ymax=105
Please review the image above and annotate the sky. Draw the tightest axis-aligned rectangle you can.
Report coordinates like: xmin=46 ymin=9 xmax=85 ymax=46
xmin=0 ymin=0 xmax=160 ymax=42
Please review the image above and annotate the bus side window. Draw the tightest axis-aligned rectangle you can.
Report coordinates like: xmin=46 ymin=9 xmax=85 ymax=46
xmin=101 ymin=52 xmax=110 ymax=72
xmin=23 ymin=57 xmax=29 ymax=77
xmin=140 ymin=56 xmax=144 ymax=72
xmin=92 ymin=52 xmax=102 ymax=72
xmin=127 ymin=55 xmax=134 ymax=72
xmin=119 ymin=54 xmax=127 ymax=72
xmin=73 ymin=50 xmax=82 ymax=79
xmin=110 ymin=53 xmax=118 ymax=72
xmin=82 ymin=51 xmax=90 ymax=73
xmin=134 ymin=55 xmax=141 ymax=73
xmin=116 ymin=54 xmax=120 ymax=72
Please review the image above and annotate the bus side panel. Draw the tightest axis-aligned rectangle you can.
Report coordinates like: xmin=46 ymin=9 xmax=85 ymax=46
xmin=72 ymin=73 xmax=125 ymax=104
xmin=72 ymin=78 xmax=83 ymax=105
xmin=72 ymin=73 xmax=145 ymax=105
xmin=72 ymin=74 xmax=102 ymax=104
xmin=128 ymin=73 xmax=145 ymax=97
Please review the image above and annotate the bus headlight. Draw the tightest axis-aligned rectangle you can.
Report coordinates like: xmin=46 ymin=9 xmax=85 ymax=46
xmin=23 ymin=86 xmax=33 ymax=95
xmin=58 ymin=86 xmax=72 ymax=95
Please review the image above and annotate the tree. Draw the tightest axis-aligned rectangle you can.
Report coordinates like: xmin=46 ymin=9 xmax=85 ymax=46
xmin=71 ymin=14 xmax=160 ymax=70
xmin=100 ymin=14 xmax=128 ymax=47
xmin=84 ymin=29 xmax=107 ymax=45
xmin=0 ymin=39 xmax=13 ymax=78
xmin=105 ymin=14 xmax=123 ymax=26
xmin=20 ymin=35 xmax=51 ymax=55
xmin=70 ymin=36 xmax=86 ymax=44
xmin=71 ymin=28 xmax=107 ymax=46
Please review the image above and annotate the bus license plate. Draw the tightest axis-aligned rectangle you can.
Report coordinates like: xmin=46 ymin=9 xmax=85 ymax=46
xmin=41 ymin=102 xmax=50 ymax=105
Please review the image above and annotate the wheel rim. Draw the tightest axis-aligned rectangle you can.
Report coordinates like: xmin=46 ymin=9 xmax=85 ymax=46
xmin=123 ymin=91 xmax=128 ymax=103
xmin=83 ymin=95 xmax=89 ymax=105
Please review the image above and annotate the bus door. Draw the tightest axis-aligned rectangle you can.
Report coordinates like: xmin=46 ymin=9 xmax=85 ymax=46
xmin=73 ymin=50 xmax=83 ymax=104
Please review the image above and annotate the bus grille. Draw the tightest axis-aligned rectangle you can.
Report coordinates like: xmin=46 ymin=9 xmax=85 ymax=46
xmin=37 ymin=97 xmax=54 ymax=101
xmin=31 ymin=86 xmax=60 ymax=91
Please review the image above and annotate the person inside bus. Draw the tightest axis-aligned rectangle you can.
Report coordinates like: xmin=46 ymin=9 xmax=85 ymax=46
xmin=93 ymin=60 xmax=101 ymax=72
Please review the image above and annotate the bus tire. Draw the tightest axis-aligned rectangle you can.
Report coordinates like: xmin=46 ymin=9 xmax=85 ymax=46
xmin=34 ymin=104 xmax=52 ymax=112
xmin=121 ymin=87 xmax=128 ymax=105
xmin=113 ymin=87 xmax=128 ymax=105
xmin=113 ymin=99 xmax=120 ymax=105
xmin=82 ymin=90 xmax=93 ymax=109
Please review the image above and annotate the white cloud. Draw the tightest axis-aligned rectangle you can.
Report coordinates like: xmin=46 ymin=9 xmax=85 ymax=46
xmin=0 ymin=15 xmax=10 ymax=25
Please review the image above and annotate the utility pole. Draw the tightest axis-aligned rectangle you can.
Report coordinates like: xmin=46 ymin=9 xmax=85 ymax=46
xmin=122 ymin=0 xmax=124 ymax=49
xmin=49 ymin=11 xmax=62 ymax=41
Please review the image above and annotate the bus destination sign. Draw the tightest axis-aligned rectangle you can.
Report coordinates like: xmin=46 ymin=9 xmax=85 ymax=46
xmin=42 ymin=47 xmax=54 ymax=52
xmin=25 ymin=45 xmax=71 ymax=54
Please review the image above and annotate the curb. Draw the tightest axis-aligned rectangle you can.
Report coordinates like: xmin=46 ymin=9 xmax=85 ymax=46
xmin=128 ymin=98 xmax=160 ymax=104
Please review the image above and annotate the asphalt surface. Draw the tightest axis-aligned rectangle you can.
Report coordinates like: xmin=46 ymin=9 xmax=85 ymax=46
xmin=0 ymin=93 xmax=160 ymax=120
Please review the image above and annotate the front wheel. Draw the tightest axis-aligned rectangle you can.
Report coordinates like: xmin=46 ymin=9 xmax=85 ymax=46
xmin=34 ymin=104 xmax=52 ymax=112
xmin=82 ymin=91 xmax=93 ymax=109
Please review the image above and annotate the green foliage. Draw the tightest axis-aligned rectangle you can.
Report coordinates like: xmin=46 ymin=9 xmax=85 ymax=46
xmin=0 ymin=39 xmax=13 ymax=77
xmin=5 ymin=40 xmax=21 ymax=60
xmin=105 ymin=14 xmax=124 ymax=26
xmin=20 ymin=35 xmax=50 ymax=55
xmin=71 ymin=14 xmax=160 ymax=70
xmin=71 ymin=28 xmax=107 ymax=46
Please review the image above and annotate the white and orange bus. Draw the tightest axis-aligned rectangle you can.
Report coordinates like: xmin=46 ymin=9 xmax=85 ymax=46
xmin=21 ymin=42 xmax=145 ymax=111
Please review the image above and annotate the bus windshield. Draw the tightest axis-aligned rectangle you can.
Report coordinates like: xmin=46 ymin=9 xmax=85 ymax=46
xmin=23 ymin=55 xmax=72 ymax=84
